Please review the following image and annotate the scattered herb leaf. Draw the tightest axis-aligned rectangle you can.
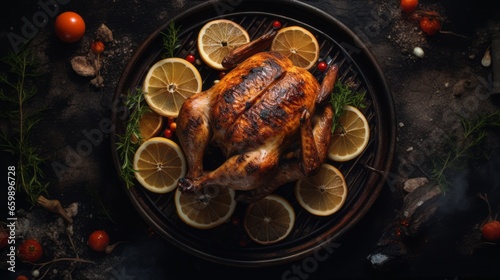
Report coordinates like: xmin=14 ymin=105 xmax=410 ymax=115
xmin=430 ymin=110 xmax=500 ymax=191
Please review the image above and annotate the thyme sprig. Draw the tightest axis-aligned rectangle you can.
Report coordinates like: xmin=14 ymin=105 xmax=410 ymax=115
xmin=161 ymin=20 xmax=181 ymax=58
xmin=115 ymin=88 xmax=150 ymax=189
xmin=0 ymin=45 xmax=49 ymax=206
xmin=430 ymin=111 xmax=500 ymax=191
xmin=330 ymin=80 xmax=366 ymax=133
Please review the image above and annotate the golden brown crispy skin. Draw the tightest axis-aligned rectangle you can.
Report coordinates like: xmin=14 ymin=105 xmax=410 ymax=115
xmin=176 ymin=51 xmax=337 ymax=202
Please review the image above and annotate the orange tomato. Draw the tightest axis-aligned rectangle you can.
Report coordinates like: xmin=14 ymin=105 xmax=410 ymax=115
xmin=482 ymin=220 xmax=500 ymax=242
xmin=419 ymin=13 xmax=441 ymax=35
xmin=18 ymin=239 xmax=43 ymax=262
xmin=88 ymin=230 xmax=110 ymax=252
xmin=400 ymin=0 xmax=418 ymax=13
xmin=55 ymin=11 xmax=86 ymax=42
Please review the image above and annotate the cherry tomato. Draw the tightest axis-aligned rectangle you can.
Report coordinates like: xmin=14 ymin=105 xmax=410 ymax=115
xmin=163 ymin=128 xmax=173 ymax=138
xmin=88 ymin=230 xmax=110 ymax=252
xmin=482 ymin=220 xmax=500 ymax=242
xmin=272 ymin=20 xmax=282 ymax=29
xmin=16 ymin=275 xmax=29 ymax=280
xmin=55 ymin=11 xmax=86 ymax=42
xmin=169 ymin=122 xmax=177 ymax=133
xmin=0 ymin=228 xmax=8 ymax=248
xmin=400 ymin=0 xmax=418 ymax=13
xmin=317 ymin=61 xmax=328 ymax=72
xmin=91 ymin=41 xmax=105 ymax=54
xmin=18 ymin=239 xmax=43 ymax=262
xmin=419 ymin=12 xmax=441 ymax=35
xmin=186 ymin=54 xmax=196 ymax=63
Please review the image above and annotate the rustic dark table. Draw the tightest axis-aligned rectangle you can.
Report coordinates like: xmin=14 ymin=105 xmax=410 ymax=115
xmin=1 ymin=0 xmax=500 ymax=279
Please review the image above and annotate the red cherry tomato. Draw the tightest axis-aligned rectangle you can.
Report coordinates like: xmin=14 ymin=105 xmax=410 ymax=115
xmin=317 ymin=61 xmax=328 ymax=72
xmin=419 ymin=12 xmax=441 ymax=35
xmin=55 ymin=11 xmax=86 ymax=42
xmin=186 ymin=54 xmax=196 ymax=63
xmin=18 ymin=239 xmax=43 ymax=262
xmin=482 ymin=220 xmax=500 ymax=242
xmin=272 ymin=20 xmax=282 ymax=29
xmin=88 ymin=230 xmax=110 ymax=252
xmin=400 ymin=0 xmax=418 ymax=13
xmin=91 ymin=41 xmax=105 ymax=54
xmin=163 ymin=128 xmax=173 ymax=138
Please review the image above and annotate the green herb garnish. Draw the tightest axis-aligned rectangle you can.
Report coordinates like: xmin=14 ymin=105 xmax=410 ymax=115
xmin=330 ymin=81 xmax=366 ymax=133
xmin=161 ymin=21 xmax=181 ymax=58
xmin=115 ymin=88 xmax=150 ymax=189
xmin=0 ymin=45 xmax=48 ymax=206
xmin=430 ymin=111 xmax=500 ymax=191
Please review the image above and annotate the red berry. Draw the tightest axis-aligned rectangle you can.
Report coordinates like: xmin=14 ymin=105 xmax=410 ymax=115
xmin=169 ymin=122 xmax=177 ymax=133
xmin=88 ymin=230 xmax=110 ymax=252
xmin=164 ymin=129 xmax=173 ymax=138
xmin=16 ymin=275 xmax=29 ymax=280
xmin=481 ymin=220 xmax=500 ymax=242
xmin=91 ymin=41 xmax=105 ymax=54
xmin=317 ymin=61 xmax=328 ymax=72
xmin=272 ymin=20 xmax=282 ymax=29
xmin=219 ymin=71 xmax=226 ymax=79
xmin=186 ymin=54 xmax=196 ymax=63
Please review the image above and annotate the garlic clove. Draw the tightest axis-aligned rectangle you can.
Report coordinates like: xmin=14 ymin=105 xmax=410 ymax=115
xmin=481 ymin=47 xmax=491 ymax=67
xmin=413 ymin=47 xmax=424 ymax=58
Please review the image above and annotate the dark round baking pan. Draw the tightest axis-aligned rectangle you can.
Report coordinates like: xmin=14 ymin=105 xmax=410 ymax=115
xmin=111 ymin=0 xmax=396 ymax=267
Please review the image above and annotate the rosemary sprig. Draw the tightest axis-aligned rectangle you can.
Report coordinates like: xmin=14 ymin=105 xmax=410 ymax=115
xmin=161 ymin=20 xmax=181 ymax=58
xmin=115 ymin=88 xmax=150 ymax=189
xmin=0 ymin=45 xmax=48 ymax=206
xmin=116 ymin=21 xmax=180 ymax=188
xmin=330 ymin=80 xmax=366 ymax=133
xmin=430 ymin=111 xmax=500 ymax=191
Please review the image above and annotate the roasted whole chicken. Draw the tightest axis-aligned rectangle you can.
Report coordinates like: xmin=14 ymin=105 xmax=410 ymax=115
xmin=177 ymin=29 xmax=338 ymax=202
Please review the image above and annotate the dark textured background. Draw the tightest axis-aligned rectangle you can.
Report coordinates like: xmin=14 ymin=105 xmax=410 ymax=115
xmin=1 ymin=0 xmax=500 ymax=279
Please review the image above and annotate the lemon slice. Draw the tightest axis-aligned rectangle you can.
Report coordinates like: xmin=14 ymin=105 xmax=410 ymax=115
xmin=131 ymin=109 xmax=164 ymax=143
xmin=143 ymin=57 xmax=202 ymax=118
xmin=243 ymin=194 xmax=295 ymax=245
xmin=328 ymin=105 xmax=370 ymax=162
xmin=174 ymin=187 xmax=237 ymax=229
xmin=133 ymin=137 xmax=186 ymax=193
xmin=295 ymin=164 xmax=347 ymax=216
xmin=270 ymin=25 xmax=319 ymax=70
xmin=197 ymin=19 xmax=250 ymax=70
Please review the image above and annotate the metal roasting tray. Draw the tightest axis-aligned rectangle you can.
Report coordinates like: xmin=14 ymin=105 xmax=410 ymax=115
xmin=111 ymin=0 xmax=396 ymax=267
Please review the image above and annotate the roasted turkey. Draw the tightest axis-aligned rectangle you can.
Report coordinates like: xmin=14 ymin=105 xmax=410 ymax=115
xmin=176 ymin=30 xmax=338 ymax=203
